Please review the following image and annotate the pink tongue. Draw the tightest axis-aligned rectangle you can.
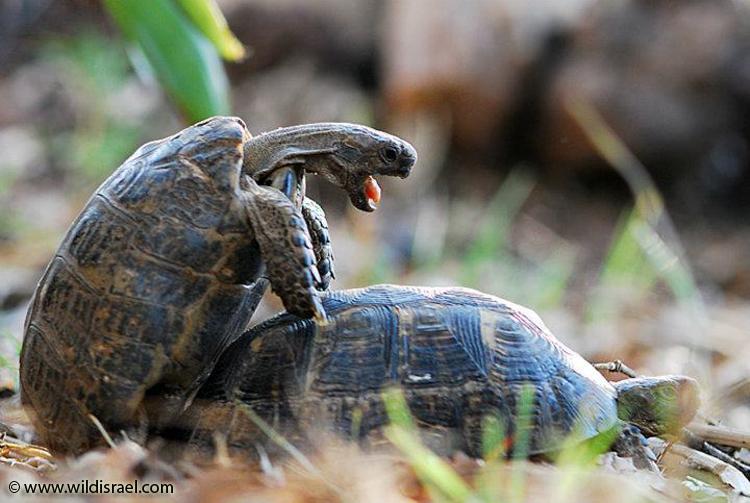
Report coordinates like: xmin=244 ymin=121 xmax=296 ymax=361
xmin=364 ymin=176 xmax=381 ymax=204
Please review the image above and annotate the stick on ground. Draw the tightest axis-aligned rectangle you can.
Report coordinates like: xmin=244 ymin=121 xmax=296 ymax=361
xmin=688 ymin=423 xmax=750 ymax=450
xmin=593 ymin=360 xmax=638 ymax=378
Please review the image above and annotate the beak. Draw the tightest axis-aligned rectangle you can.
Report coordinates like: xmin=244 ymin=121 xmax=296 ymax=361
xmin=398 ymin=148 xmax=417 ymax=178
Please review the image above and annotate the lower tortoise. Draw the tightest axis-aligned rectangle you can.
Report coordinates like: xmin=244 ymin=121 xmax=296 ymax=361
xmin=187 ymin=284 xmax=700 ymax=465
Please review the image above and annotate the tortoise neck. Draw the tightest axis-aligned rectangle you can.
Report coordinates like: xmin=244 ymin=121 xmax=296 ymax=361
xmin=242 ymin=123 xmax=359 ymax=178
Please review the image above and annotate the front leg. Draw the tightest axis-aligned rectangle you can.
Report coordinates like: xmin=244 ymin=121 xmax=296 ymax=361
xmin=302 ymin=197 xmax=335 ymax=291
xmin=243 ymin=178 xmax=326 ymax=321
xmin=266 ymin=168 xmax=335 ymax=291
xmin=612 ymin=424 xmax=659 ymax=472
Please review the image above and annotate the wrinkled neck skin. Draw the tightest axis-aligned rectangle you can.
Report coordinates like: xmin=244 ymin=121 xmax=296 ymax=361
xmin=242 ymin=123 xmax=361 ymax=181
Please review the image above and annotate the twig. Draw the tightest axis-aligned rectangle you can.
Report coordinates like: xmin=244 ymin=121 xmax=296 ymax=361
xmin=88 ymin=414 xmax=116 ymax=449
xmin=650 ymin=437 xmax=750 ymax=496
xmin=684 ymin=428 xmax=750 ymax=478
xmin=593 ymin=360 xmax=638 ymax=378
xmin=0 ymin=436 xmax=55 ymax=472
xmin=234 ymin=403 xmax=320 ymax=479
xmin=212 ymin=432 xmax=231 ymax=468
xmin=715 ymin=377 xmax=750 ymax=404
xmin=0 ymin=437 xmax=52 ymax=460
xmin=702 ymin=442 xmax=750 ymax=479
xmin=687 ymin=423 xmax=750 ymax=450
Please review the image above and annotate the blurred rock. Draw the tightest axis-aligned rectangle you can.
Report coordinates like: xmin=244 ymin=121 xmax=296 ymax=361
xmin=0 ymin=268 xmax=36 ymax=310
xmin=541 ymin=0 xmax=750 ymax=215
xmin=598 ymin=452 xmax=639 ymax=474
xmin=689 ymin=229 xmax=750 ymax=299
xmin=382 ymin=0 xmax=520 ymax=151
xmin=221 ymin=0 xmax=379 ymax=86
xmin=233 ymin=60 xmax=371 ymax=133
xmin=0 ymin=60 xmax=70 ymax=127
xmin=0 ymin=304 xmax=26 ymax=386
xmin=105 ymin=79 xmax=162 ymax=124
xmin=0 ymin=127 xmax=44 ymax=179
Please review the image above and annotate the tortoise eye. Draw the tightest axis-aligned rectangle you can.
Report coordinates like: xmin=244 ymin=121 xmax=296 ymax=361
xmin=380 ymin=146 xmax=399 ymax=163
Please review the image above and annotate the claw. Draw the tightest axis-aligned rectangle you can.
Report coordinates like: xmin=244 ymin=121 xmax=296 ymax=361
xmin=312 ymin=298 xmax=328 ymax=325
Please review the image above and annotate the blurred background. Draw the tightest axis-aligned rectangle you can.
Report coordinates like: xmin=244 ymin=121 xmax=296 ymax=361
xmin=0 ymin=0 xmax=748 ymax=430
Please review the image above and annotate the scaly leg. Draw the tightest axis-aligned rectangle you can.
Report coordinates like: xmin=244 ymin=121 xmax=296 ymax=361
xmin=302 ymin=197 xmax=335 ymax=291
xmin=613 ymin=424 xmax=660 ymax=472
xmin=243 ymin=176 xmax=326 ymax=321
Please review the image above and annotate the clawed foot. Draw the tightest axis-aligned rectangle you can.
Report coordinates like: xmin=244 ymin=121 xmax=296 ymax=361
xmin=613 ymin=424 xmax=660 ymax=472
xmin=244 ymin=179 xmax=326 ymax=321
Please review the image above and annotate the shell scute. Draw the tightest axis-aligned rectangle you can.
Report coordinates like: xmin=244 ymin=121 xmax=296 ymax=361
xmin=309 ymin=306 xmax=395 ymax=395
xmin=66 ymin=203 xmax=132 ymax=268
xmin=192 ymin=285 xmax=620 ymax=457
xmin=108 ymin=254 xmax=210 ymax=309
xmin=403 ymin=304 xmax=489 ymax=386
xmin=20 ymin=117 xmax=264 ymax=452
xmin=37 ymin=258 xmax=97 ymax=347
xmin=132 ymin=220 xmax=224 ymax=272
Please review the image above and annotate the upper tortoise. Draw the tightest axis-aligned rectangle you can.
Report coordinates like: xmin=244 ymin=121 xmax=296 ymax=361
xmin=189 ymin=284 xmax=699 ymax=465
xmin=19 ymin=117 xmax=416 ymax=453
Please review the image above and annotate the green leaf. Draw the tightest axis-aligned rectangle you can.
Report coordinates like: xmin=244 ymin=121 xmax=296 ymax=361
xmin=383 ymin=388 xmax=475 ymax=502
xmin=567 ymin=97 xmax=704 ymax=318
xmin=465 ymin=169 xmax=535 ymax=267
xmin=382 ymin=387 xmax=417 ymax=431
xmin=384 ymin=426 xmax=475 ymax=502
xmin=176 ymin=0 xmax=246 ymax=61
xmin=103 ymin=0 xmax=230 ymax=122
xmin=481 ymin=414 xmax=507 ymax=462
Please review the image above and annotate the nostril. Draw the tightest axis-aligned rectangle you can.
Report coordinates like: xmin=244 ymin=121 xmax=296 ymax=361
xmin=399 ymin=154 xmax=416 ymax=169
xmin=396 ymin=165 xmax=413 ymax=178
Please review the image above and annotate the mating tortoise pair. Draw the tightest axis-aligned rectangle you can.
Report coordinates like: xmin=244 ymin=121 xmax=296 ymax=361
xmin=19 ymin=117 xmax=698 ymax=463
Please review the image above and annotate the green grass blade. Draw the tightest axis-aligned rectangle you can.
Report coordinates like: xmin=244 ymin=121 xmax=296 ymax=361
xmin=461 ymin=169 xmax=535 ymax=287
xmin=103 ymin=0 xmax=230 ymax=122
xmin=630 ymin=219 xmax=700 ymax=302
xmin=382 ymin=387 xmax=417 ymax=431
xmin=175 ymin=0 xmax=246 ymax=61
xmin=527 ymin=251 xmax=576 ymax=309
xmin=587 ymin=207 xmax=656 ymax=321
xmin=509 ymin=384 xmax=536 ymax=503
xmin=566 ymin=97 xmax=706 ymax=320
xmin=235 ymin=402 xmax=320 ymax=477
xmin=511 ymin=384 xmax=536 ymax=462
xmin=383 ymin=388 xmax=475 ymax=502
xmin=384 ymin=426 xmax=474 ymax=503
xmin=600 ymin=208 xmax=655 ymax=288
xmin=552 ymin=424 xmax=620 ymax=503
xmin=482 ymin=414 xmax=507 ymax=462
xmin=465 ymin=169 xmax=535 ymax=266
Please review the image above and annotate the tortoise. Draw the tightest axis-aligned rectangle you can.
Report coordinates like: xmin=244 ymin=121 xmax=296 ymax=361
xmin=187 ymin=284 xmax=700 ymax=465
xmin=19 ymin=117 xmax=417 ymax=454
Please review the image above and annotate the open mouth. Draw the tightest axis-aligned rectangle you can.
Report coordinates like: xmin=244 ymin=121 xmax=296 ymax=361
xmin=350 ymin=176 xmax=382 ymax=212
xmin=364 ymin=176 xmax=381 ymax=209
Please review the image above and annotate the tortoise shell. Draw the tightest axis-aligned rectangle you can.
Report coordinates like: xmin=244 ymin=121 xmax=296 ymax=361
xmin=20 ymin=117 xmax=268 ymax=453
xmin=190 ymin=284 xmax=618 ymax=456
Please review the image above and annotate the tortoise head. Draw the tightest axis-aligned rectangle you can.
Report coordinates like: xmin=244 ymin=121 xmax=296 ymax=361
xmin=244 ymin=123 xmax=417 ymax=211
xmin=613 ymin=375 xmax=700 ymax=436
